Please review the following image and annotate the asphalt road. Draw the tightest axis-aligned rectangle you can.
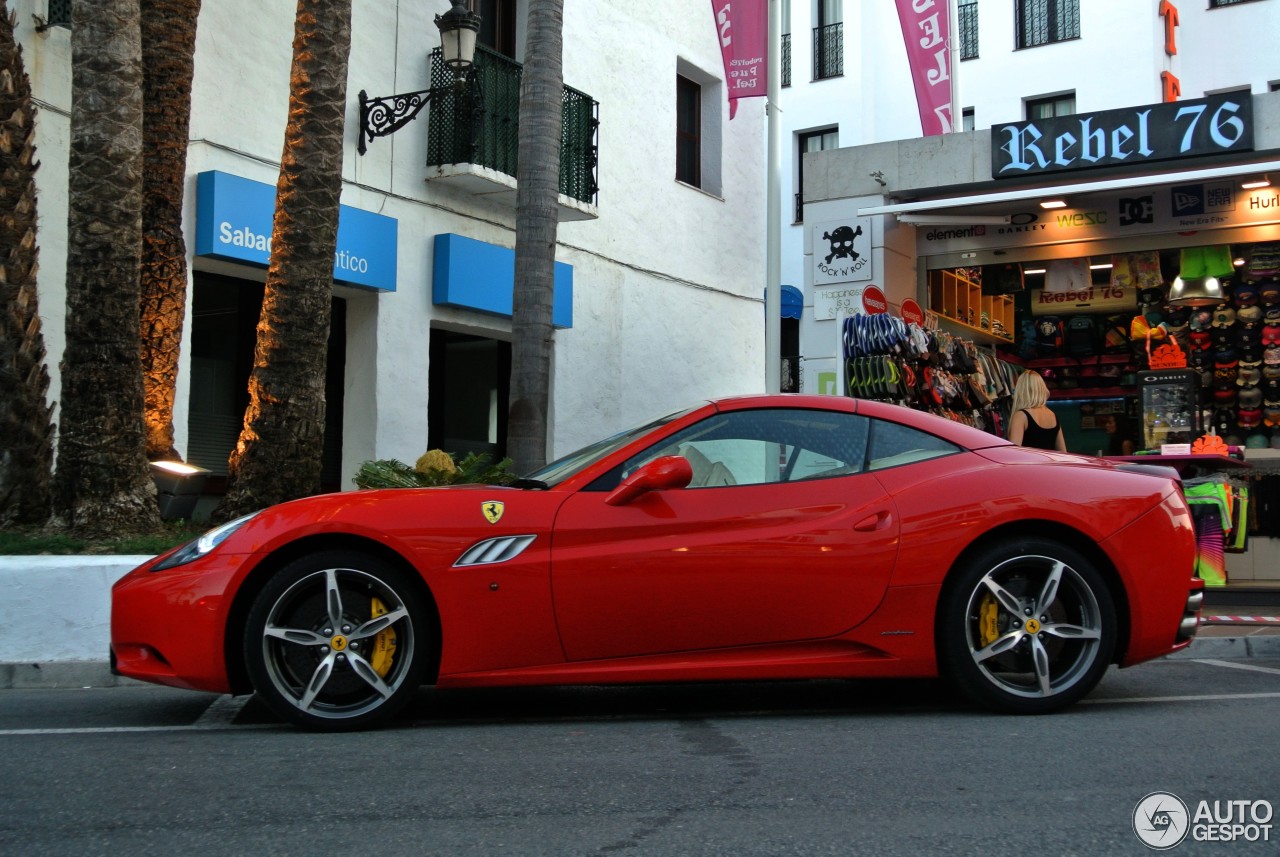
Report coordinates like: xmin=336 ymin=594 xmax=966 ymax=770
xmin=2 ymin=658 xmax=1279 ymax=856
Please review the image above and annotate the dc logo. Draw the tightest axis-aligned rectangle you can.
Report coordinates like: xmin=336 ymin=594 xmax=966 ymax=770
xmin=1134 ymin=792 xmax=1190 ymax=850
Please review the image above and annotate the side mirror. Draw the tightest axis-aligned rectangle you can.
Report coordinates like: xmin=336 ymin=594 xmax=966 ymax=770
xmin=605 ymin=455 xmax=693 ymax=506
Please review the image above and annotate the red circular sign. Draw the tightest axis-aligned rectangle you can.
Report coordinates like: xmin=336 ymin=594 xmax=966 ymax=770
xmin=862 ymin=285 xmax=888 ymax=315
xmin=900 ymin=298 xmax=924 ymax=326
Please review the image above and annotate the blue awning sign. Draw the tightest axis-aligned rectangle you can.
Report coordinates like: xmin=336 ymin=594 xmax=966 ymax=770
xmin=194 ymin=170 xmax=398 ymax=292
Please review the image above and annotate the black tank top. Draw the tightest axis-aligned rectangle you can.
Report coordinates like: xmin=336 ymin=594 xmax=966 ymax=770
xmin=1019 ymin=409 xmax=1060 ymax=450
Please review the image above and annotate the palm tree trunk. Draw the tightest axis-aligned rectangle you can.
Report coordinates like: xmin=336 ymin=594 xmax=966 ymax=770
xmin=508 ymin=0 xmax=564 ymax=474
xmin=0 ymin=1 xmax=55 ymax=526
xmin=139 ymin=0 xmax=201 ymax=461
xmin=52 ymin=0 xmax=160 ymax=537
xmin=214 ymin=0 xmax=351 ymax=520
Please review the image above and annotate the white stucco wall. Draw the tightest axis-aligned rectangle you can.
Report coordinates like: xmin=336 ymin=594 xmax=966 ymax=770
xmin=12 ymin=0 xmax=766 ymax=487
xmin=0 ymin=556 xmax=150 ymax=663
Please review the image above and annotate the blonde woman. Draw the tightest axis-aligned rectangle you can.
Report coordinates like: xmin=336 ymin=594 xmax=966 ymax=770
xmin=1007 ymin=370 xmax=1067 ymax=451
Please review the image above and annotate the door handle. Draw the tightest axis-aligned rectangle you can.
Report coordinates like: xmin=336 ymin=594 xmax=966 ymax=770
xmin=853 ymin=510 xmax=893 ymax=532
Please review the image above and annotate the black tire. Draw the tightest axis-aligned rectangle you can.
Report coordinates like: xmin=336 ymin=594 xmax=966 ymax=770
xmin=244 ymin=550 xmax=431 ymax=731
xmin=937 ymin=538 xmax=1116 ymax=714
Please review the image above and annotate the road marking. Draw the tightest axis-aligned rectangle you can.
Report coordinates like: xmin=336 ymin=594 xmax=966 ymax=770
xmin=1082 ymin=691 xmax=1280 ymax=706
xmin=1191 ymin=658 xmax=1280 ymax=677
xmin=194 ymin=694 xmax=251 ymax=726
xmin=0 ymin=723 xmax=278 ymax=736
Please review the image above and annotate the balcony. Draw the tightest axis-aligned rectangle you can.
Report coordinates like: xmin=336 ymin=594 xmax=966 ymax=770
xmin=425 ymin=46 xmax=600 ymax=222
xmin=813 ymin=22 xmax=842 ymax=81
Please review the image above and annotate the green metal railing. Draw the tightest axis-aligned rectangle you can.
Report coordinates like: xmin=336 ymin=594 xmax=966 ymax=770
xmin=426 ymin=46 xmax=599 ymax=207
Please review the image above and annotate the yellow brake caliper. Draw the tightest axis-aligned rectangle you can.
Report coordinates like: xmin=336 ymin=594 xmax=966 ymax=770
xmin=369 ymin=597 xmax=397 ymax=677
xmin=977 ymin=592 xmax=1000 ymax=647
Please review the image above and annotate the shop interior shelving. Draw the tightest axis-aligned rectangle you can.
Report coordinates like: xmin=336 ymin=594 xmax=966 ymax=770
xmin=928 ymin=269 xmax=1016 ymax=346
xmin=1003 ymin=352 xmax=1135 ymax=400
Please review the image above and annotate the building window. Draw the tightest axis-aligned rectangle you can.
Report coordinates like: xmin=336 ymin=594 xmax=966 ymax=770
xmin=676 ymin=75 xmax=701 ymax=187
xmin=962 ymin=107 xmax=975 ymax=131
xmin=477 ymin=0 xmax=518 ymax=58
xmin=813 ymin=0 xmax=843 ymax=80
xmin=1026 ymin=92 xmax=1075 ymax=121
xmin=796 ymin=128 xmax=837 ymax=222
xmin=958 ymin=0 xmax=979 ymax=59
xmin=46 ymin=0 xmax=71 ymax=27
xmin=1016 ymin=0 xmax=1080 ymax=49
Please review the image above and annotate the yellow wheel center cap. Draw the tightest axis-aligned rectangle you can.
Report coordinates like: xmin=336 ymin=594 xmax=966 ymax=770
xmin=330 ymin=634 xmax=349 ymax=652
xmin=1024 ymin=618 xmax=1041 ymax=634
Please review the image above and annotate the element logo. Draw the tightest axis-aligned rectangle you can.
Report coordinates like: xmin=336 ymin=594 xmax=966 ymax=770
xmin=1134 ymin=792 xmax=1190 ymax=850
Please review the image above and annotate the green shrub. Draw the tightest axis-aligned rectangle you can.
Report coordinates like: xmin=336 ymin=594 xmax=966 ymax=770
xmin=353 ymin=451 xmax=516 ymax=490
xmin=0 ymin=522 xmax=205 ymax=556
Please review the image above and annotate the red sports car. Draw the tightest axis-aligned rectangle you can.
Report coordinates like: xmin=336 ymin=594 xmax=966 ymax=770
xmin=111 ymin=395 xmax=1202 ymax=730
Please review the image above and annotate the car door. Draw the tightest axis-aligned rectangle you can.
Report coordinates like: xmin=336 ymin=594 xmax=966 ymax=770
xmin=549 ymin=407 xmax=902 ymax=662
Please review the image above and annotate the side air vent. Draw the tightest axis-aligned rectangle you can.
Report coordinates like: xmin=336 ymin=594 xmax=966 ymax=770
xmin=454 ymin=535 xmax=538 ymax=568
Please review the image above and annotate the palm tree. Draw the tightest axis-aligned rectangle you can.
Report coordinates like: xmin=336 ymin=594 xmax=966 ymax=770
xmin=214 ymin=0 xmax=352 ymax=520
xmin=52 ymin=0 xmax=160 ymax=537
xmin=0 ymin=1 xmax=55 ymax=526
xmin=507 ymin=0 xmax=563 ymax=474
xmin=139 ymin=0 xmax=202 ymax=461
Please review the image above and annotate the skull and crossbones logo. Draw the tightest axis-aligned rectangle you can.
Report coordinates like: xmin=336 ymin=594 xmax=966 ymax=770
xmin=822 ymin=224 xmax=862 ymax=264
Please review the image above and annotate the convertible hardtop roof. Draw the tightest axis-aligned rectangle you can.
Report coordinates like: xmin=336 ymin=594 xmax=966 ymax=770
xmin=708 ymin=394 xmax=1014 ymax=453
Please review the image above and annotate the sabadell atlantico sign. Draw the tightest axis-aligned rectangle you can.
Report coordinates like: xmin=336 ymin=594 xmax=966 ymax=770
xmin=991 ymin=93 xmax=1253 ymax=179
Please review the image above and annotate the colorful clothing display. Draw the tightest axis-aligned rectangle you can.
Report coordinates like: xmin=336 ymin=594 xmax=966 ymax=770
xmin=1110 ymin=251 xmax=1164 ymax=292
xmin=1179 ymin=245 xmax=1235 ymax=279
xmin=1044 ymin=258 xmax=1091 ymax=293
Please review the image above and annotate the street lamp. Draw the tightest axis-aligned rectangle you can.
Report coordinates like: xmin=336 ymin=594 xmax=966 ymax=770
xmin=357 ymin=2 xmax=481 ymax=155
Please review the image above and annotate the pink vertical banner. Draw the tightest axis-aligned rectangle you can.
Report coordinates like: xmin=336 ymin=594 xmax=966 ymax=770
xmin=895 ymin=0 xmax=954 ymax=135
xmin=711 ymin=0 xmax=768 ymax=120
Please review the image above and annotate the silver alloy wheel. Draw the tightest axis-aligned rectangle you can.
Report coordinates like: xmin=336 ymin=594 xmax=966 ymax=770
xmin=963 ymin=553 xmax=1104 ymax=700
xmin=259 ymin=566 xmax=417 ymax=722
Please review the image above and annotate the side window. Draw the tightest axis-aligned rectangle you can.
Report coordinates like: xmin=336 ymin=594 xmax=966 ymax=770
xmin=867 ymin=420 xmax=959 ymax=471
xmin=619 ymin=408 xmax=871 ymax=488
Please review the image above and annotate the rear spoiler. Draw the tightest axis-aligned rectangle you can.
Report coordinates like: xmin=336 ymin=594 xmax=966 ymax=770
xmin=1112 ymin=462 xmax=1183 ymax=489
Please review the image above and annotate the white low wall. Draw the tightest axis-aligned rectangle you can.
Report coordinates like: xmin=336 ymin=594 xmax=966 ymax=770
xmin=1 ymin=555 xmax=1275 ymax=690
xmin=0 ymin=556 xmax=152 ymax=663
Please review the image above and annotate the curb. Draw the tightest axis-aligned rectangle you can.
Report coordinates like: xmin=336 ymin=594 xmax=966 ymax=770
xmin=0 ymin=661 xmax=145 ymax=690
xmin=1165 ymin=635 xmax=1280 ymax=660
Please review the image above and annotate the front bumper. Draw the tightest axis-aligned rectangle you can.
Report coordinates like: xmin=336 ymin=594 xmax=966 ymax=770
xmin=110 ymin=553 xmax=246 ymax=694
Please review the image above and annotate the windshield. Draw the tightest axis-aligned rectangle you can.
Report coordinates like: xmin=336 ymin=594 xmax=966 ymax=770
xmin=521 ymin=405 xmax=699 ymax=487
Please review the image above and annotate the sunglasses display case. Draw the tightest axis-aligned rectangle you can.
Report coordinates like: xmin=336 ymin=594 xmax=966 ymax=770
xmin=1137 ymin=368 xmax=1201 ymax=451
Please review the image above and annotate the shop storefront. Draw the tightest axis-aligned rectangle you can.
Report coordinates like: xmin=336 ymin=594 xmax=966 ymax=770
xmin=800 ymin=90 xmax=1280 ymax=588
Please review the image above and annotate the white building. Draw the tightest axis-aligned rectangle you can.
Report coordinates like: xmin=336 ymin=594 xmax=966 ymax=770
xmin=777 ymin=0 xmax=1280 ymax=390
xmin=15 ymin=0 xmax=766 ymax=500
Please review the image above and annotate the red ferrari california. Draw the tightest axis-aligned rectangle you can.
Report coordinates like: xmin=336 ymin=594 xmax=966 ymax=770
xmin=112 ymin=395 xmax=1202 ymax=730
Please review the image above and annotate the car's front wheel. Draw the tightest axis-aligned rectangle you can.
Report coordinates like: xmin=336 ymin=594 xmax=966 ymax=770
xmin=938 ymin=538 xmax=1116 ymax=714
xmin=244 ymin=550 xmax=431 ymax=731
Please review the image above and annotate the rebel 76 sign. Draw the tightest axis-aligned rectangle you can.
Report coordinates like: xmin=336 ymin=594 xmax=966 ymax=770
xmin=992 ymin=94 xmax=1253 ymax=179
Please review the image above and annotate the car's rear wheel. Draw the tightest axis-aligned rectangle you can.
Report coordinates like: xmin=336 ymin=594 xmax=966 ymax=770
xmin=938 ymin=538 xmax=1116 ymax=714
xmin=244 ymin=550 xmax=430 ymax=731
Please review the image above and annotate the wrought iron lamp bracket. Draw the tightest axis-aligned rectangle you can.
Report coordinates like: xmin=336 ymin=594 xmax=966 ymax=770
xmin=357 ymin=88 xmax=440 ymax=156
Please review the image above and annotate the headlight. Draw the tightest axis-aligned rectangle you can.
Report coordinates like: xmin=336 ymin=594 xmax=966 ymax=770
xmin=152 ymin=512 xmax=260 ymax=571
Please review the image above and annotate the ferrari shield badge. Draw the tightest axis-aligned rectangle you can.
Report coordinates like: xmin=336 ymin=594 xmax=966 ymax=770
xmin=482 ymin=500 xmax=505 ymax=525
